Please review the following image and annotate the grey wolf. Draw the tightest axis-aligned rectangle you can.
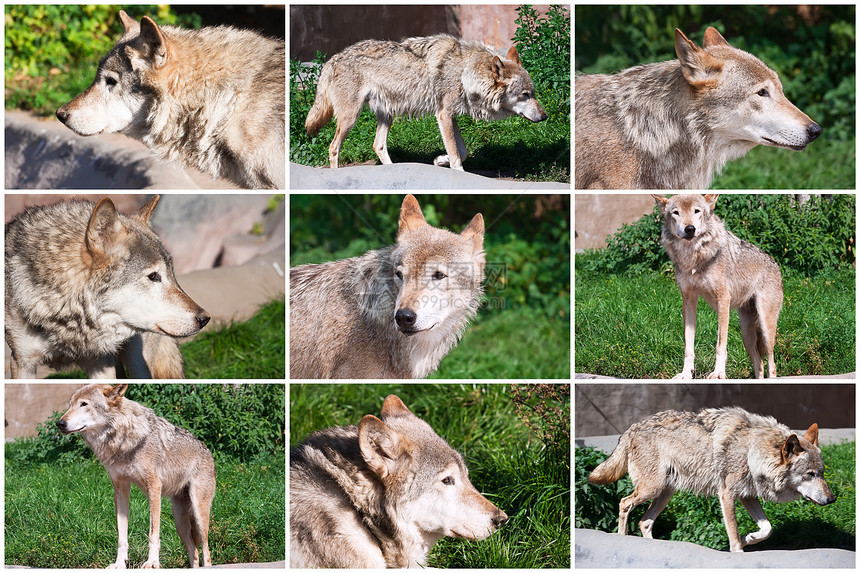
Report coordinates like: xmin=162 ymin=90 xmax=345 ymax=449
xmin=57 ymin=384 xmax=216 ymax=568
xmin=290 ymin=195 xmax=484 ymax=378
xmin=588 ymin=407 xmax=836 ymax=552
xmin=575 ymin=27 xmax=821 ymax=189
xmin=56 ymin=10 xmax=285 ymax=189
xmin=290 ymin=394 xmax=507 ymax=567
xmin=5 ymin=195 xmax=210 ymax=379
xmin=653 ymin=194 xmax=783 ymax=379
xmin=305 ymin=34 xmax=547 ymax=170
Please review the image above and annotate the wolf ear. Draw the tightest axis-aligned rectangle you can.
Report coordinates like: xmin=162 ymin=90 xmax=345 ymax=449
xmin=398 ymin=195 xmax=428 ymax=236
xmin=506 ymin=45 xmax=522 ymax=66
xmin=86 ymin=198 xmax=126 ymax=264
xmin=359 ymin=414 xmax=411 ymax=479
xmin=137 ymin=16 xmax=170 ymax=69
xmin=702 ymin=27 xmax=732 ymax=48
xmin=803 ymin=423 xmax=820 ymax=446
xmin=491 ymin=56 xmax=512 ymax=81
xmin=104 ymin=384 xmax=128 ymax=407
xmin=704 ymin=194 xmax=719 ymax=209
xmin=780 ymin=434 xmax=804 ymax=464
xmin=132 ymin=195 xmax=160 ymax=225
xmin=460 ymin=213 xmax=484 ymax=251
xmin=675 ymin=29 xmax=724 ymax=88
xmin=118 ymin=10 xmax=140 ymax=36
xmin=380 ymin=395 xmax=415 ymax=419
xmin=652 ymin=194 xmax=669 ymax=207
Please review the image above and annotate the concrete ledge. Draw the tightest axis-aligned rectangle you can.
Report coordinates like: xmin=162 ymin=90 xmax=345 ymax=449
xmin=575 ymin=528 xmax=855 ymax=568
xmin=289 ymin=161 xmax=570 ymax=189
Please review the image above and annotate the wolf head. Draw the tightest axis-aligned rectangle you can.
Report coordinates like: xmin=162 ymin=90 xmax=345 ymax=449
xmin=391 ymin=195 xmax=485 ymax=339
xmin=674 ymin=27 xmax=821 ymax=152
xmin=86 ymin=195 xmax=210 ymax=338
xmin=56 ymin=383 xmax=127 ymax=435
xmin=358 ymin=395 xmax=507 ymax=551
xmin=652 ymin=193 xmax=718 ymax=241
xmin=493 ymin=46 xmax=548 ymax=123
xmin=779 ymin=423 xmax=837 ymax=506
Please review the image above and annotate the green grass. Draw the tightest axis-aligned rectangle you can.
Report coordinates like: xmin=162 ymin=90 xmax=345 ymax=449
xmin=46 ymin=298 xmax=285 ymax=379
xmin=290 ymin=383 xmax=570 ymax=568
xmin=576 ymin=440 xmax=855 ymax=551
xmin=4 ymin=448 xmax=285 ymax=567
xmin=575 ymin=259 xmax=855 ymax=378
xmin=432 ymin=306 xmax=570 ymax=379
xmin=711 ymin=138 xmax=855 ymax=189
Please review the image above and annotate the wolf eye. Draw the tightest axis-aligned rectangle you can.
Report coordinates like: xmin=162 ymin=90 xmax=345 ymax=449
xmin=105 ymin=76 xmax=118 ymax=87
xmin=148 ymin=272 xmax=161 ymax=282
xmin=395 ymin=270 xmax=403 ymax=280
xmin=80 ymin=401 xmax=88 ymax=407
xmin=757 ymin=88 xmax=769 ymax=97
xmin=442 ymin=476 xmax=455 ymax=485
xmin=432 ymin=271 xmax=447 ymax=280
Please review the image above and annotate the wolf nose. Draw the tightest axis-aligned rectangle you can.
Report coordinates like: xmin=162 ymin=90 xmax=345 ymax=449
xmin=684 ymin=225 xmax=696 ymax=237
xmin=56 ymin=107 xmax=70 ymax=124
xmin=395 ymin=308 xmax=417 ymax=329
xmin=807 ymin=123 xmax=822 ymax=141
xmin=196 ymin=311 xmax=211 ymax=330
xmin=56 ymin=419 xmax=66 ymax=431
xmin=493 ymin=509 xmax=509 ymax=528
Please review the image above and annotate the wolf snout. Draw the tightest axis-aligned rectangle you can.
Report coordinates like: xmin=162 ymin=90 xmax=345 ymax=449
xmin=683 ymin=225 xmax=696 ymax=239
xmin=56 ymin=419 xmax=75 ymax=434
xmin=395 ymin=308 xmax=418 ymax=334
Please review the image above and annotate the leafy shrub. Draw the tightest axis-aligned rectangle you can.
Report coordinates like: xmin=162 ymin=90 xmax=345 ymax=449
xmin=582 ymin=194 xmax=855 ymax=277
xmin=5 ymin=5 xmax=201 ymax=114
xmin=7 ymin=384 xmax=284 ymax=465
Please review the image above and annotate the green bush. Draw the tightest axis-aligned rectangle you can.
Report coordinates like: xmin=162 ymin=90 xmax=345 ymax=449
xmin=7 ymin=384 xmax=284 ymax=465
xmin=5 ymin=5 xmax=200 ymax=114
xmin=582 ymin=194 xmax=855 ymax=277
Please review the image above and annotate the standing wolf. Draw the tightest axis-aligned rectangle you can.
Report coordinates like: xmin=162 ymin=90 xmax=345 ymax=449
xmin=588 ymin=407 xmax=836 ymax=552
xmin=305 ymin=34 xmax=547 ymax=170
xmin=576 ymin=27 xmax=821 ymax=189
xmin=290 ymin=195 xmax=484 ymax=378
xmin=653 ymin=194 xmax=783 ymax=379
xmin=56 ymin=10 xmax=285 ymax=189
xmin=291 ymin=394 xmax=507 ymax=567
xmin=57 ymin=383 xmax=216 ymax=568
xmin=5 ymin=195 xmax=210 ymax=378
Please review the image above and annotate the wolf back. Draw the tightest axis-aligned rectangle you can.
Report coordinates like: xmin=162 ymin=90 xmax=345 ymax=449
xmin=56 ymin=10 xmax=285 ymax=189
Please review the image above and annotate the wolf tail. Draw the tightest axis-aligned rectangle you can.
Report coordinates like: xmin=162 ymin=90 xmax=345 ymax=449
xmin=305 ymin=65 xmax=334 ymax=137
xmin=588 ymin=433 xmax=630 ymax=484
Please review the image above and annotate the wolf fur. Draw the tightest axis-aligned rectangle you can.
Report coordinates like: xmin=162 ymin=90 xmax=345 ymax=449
xmin=575 ymin=27 xmax=821 ymax=189
xmin=653 ymin=194 xmax=783 ymax=379
xmin=290 ymin=195 xmax=484 ymax=379
xmin=589 ymin=407 xmax=836 ymax=552
xmin=290 ymin=394 xmax=507 ymax=567
xmin=305 ymin=34 xmax=547 ymax=170
xmin=5 ymin=195 xmax=210 ymax=378
xmin=57 ymin=383 xmax=216 ymax=568
xmin=56 ymin=10 xmax=285 ymax=189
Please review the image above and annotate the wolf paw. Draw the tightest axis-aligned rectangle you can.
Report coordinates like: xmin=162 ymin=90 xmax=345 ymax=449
xmin=707 ymin=371 xmax=727 ymax=379
xmin=671 ymin=371 xmax=693 ymax=380
xmin=433 ymin=154 xmax=451 ymax=167
xmin=106 ymin=563 xmax=126 ymax=570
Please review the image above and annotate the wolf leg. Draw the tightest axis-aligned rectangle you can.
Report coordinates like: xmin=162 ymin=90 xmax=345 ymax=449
xmin=708 ymin=293 xmax=730 ymax=379
xmin=718 ymin=488 xmax=744 ymax=552
xmin=171 ymin=491 xmax=199 ymax=567
xmin=372 ymin=114 xmax=394 ymax=164
xmin=673 ymin=290 xmax=697 ymax=378
xmin=618 ymin=482 xmax=664 ymax=535
xmin=434 ymin=108 xmax=465 ymax=170
xmin=639 ymin=488 xmax=674 ymax=538
xmin=739 ymin=497 xmax=772 ymax=547
xmin=108 ymin=477 xmax=131 ymax=568
xmin=737 ymin=304 xmax=764 ymax=378
xmin=141 ymin=478 xmax=163 ymax=568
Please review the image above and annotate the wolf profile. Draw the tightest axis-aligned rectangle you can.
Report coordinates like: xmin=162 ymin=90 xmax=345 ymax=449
xmin=653 ymin=194 xmax=783 ymax=379
xmin=5 ymin=195 xmax=209 ymax=378
xmin=576 ymin=27 xmax=821 ymax=189
xmin=588 ymin=407 xmax=836 ymax=552
xmin=291 ymin=394 xmax=507 ymax=567
xmin=56 ymin=10 xmax=285 ymax=189
xmin=57 ymin=383 xmax=216 ymax=568
xmin=290 ymin=195 xmax=485 ymax=378
xmin=305 ymin=34 xmax=547 ymax=170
